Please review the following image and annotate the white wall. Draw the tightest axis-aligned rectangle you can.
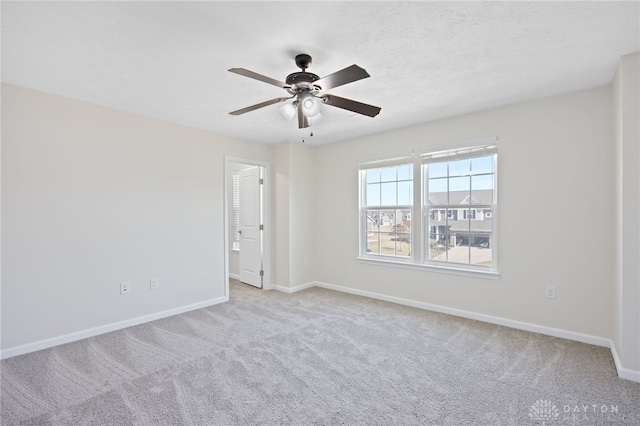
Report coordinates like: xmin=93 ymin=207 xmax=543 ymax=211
xmin=273 ymin=143 xmax=290 ymax=288
xmin=613 ymin=53 xmax=640 ymax=375
xmin=272 ymin=142 xmax=316 ymax=289
xmin=1 ymin=84 xmax=272 ymax=353
xmin=288 ymin=142 xmax=316 ymax=287
xmin=314 ymin=86 xmax=614 ymax=339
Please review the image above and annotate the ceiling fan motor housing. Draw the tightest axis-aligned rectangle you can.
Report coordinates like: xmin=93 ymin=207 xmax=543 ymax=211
xmin=286 ymin=54 xmax=321 ymax=95
xmin=286 ymin=72 xmax=320 ymax=93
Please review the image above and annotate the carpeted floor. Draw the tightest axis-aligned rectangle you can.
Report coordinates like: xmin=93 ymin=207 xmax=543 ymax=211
xmin=1 ymin=280 xmax=639 ymax=425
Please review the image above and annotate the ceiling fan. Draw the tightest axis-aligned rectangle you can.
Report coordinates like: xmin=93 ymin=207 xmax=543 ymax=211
xmin=228 ymin=54 xmax=381 ymax=129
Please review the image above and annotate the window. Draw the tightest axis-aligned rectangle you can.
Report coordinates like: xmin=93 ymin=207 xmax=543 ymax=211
xmin=463 ymin=209 xmax=476 ymax=220
xmin=359 ymin=140 xmax=497 ymax=275
xmin=360 ymin=156 xmax=413 ymax=260
xmin=424 ymin=143 xmax=497 ymax=270
xmin=232 ymin=174 xmax=240 ymax=251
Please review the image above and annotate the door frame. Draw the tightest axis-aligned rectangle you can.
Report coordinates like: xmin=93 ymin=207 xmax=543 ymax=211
xmin=223 ymin=156 xmax=271 ymax=297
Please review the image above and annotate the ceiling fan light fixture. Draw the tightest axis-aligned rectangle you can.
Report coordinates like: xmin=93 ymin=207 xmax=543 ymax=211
xmin=308 ymin=112 xmax=323 ymax=126
xmin=279 ymin=101 xmax=297 ymax=122
xmin=301 ymin=94 xmax=321 ymax=118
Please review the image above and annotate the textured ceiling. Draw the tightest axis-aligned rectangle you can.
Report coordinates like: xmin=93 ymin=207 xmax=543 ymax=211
xmin=2 ymin=1 xmax=638 ymax=146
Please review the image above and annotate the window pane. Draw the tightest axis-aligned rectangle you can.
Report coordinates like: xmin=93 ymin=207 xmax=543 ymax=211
xmin=397 ymin=181 xmax=413 ymax=205
xmin=392 ymin=209 xmax=411 ymax=257
xmin=471 ymin=155 xmax=493 ymax=175
xmin=449 ymin=158 xmax=470 ymax=177
xmin=471 ymin=174 xmax=493 ymax=191
xmin=378 ymin=209 xmax=396 ymax=227
xmin=450 ymin=234 xmax=471 ymax=264
xmin=365 ymin=208 xmax=383 ymax=255
xmin=397 ymin=164 xmax=413 ymax=181
xmin=366 ymin=232 xmax=380 ymax=255
xmin=366 ymin=168 xmax=381 ymax=183
xmin=464 ymin=209 xmax=476 ymax=220
xmin=366 ymin=210 xmax=381 ymax=231
xmin=450 ymin=209 xmax=469 ymax=236
xmin=483 ymin=209 xmax=493 ymax=218
xmin=366 ymin=183 xmax=381 ymax=206
xmin=428 ymin=162 xmax=448 ymax=178
xmin=381 ymin=182 xmax=396 ymax=205
xmin=379 ymin=209 xmax=395 ymax=255
xmin=380 ymin=167 xmax=396 ymax=182
xmin=470 ymin=235 xmax=492 ymax=265
xmin=428 ymin=234 xmax=450 ymax=261
xmin=427 ymin=206 xmax=450 ymax=262
xmin=428 ymin=178 xmax=448 ymax=205
xmin=427 ymin=208 xmax=442 ymax=224
xmin=471 ymin=210 xmax=491 ymax=233
xmin=380 ymin=242 xmax=395 ymax=256
xmin=449 ymin=176 xmax=470 ymax=193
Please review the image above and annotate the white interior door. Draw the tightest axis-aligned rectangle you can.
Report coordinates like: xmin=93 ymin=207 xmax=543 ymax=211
xmin=239 ymin=166 xmax=262 ymax=288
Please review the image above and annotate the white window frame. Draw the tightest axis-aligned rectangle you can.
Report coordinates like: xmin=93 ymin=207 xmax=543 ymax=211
xmin=423 ymin=140 xmax=497 ymax=273
xmin=358 ymin=139 xmax=498 ymax=278
xmin=359 ymin=153 xmax=415 ymax=262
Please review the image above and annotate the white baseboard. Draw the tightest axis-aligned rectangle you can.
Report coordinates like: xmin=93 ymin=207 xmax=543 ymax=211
xmin=272 ymin=282 xmax=315 ymax=294
xmin=313 ymin=280 xmax=640 ymax=383
xmin=315 ymin=282 xmax=640 ymax=383
xmin=609 ymin=341 xmax=640 ymax=383
xmin=314 ymin=281 xmax=610 ymax=347
xmin=229 ymin=273 xmax=240 ymax=280
xmin=0 ymin=296 xmax=228 ymax=360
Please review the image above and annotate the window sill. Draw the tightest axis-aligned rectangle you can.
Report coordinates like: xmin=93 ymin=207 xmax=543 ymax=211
xmin=357 ymin=257 xmax=500 ymax=280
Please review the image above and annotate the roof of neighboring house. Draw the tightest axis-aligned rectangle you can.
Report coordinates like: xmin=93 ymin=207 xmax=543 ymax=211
xmin=428 ymin=189 xmax=493 ymax=206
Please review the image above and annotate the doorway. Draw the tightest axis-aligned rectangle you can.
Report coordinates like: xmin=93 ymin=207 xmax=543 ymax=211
xmin=225 ymin=157 xmax=271 ymax=295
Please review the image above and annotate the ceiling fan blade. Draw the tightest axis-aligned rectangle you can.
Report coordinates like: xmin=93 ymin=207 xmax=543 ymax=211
xmin=297 ymin=101 xmax=309 ymax=128
xmin=315 ymin=64 xmax=370 ymax=90
xmin=229 ymin=97 xmax=290 ymax=115
xmin=228 ymin=68 xmax=289 ymax=88
xmin=322 ymin=95 xmax=381 ymax=117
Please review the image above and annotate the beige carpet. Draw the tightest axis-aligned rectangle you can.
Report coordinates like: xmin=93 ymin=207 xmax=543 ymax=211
xmin=2 ymin=280 xmax=639 ymax=425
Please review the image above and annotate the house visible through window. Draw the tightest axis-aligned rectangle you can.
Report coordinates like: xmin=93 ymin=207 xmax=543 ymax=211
xmin=359 ymin=140 xmax=497 ymax=274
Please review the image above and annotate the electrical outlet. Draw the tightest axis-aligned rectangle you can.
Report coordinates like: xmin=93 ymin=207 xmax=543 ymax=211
xmin=545 ymin=285 xmax=556 ymax=299
xmin=150 ymin=278 xmax=159 ymax=290
xmin=120 ymin=282 xmax=130 ymax=295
